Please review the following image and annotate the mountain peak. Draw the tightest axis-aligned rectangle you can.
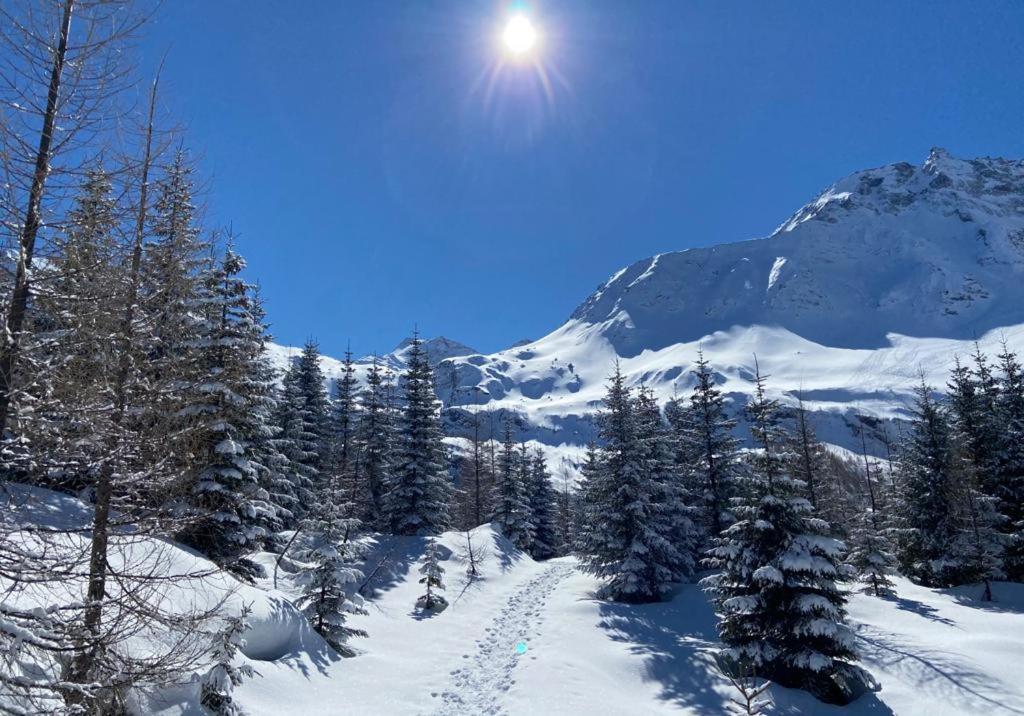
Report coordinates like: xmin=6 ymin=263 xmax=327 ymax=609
xmin=569 ymin=150 xmax=1024 ymax=355
xmin=391 ymin=336 xmax=478 ymax=366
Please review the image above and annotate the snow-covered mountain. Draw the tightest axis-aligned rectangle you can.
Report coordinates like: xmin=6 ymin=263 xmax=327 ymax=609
xmin=432 ymin=149 xmax=1024 ymax=458
xmin=273 ymin=149 xmax=1024 ymax=464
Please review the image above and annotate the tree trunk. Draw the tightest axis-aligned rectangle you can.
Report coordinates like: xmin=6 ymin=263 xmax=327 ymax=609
xmin=0 ymin=0 xmax=75 ymax=434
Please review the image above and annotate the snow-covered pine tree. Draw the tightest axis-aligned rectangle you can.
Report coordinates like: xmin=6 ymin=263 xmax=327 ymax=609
xmin=330 ymin=349 xmax=361 ymax=504
xmin=578 ymin=366 xmax=687 ymax=603
xmin=273 ymin=357 xmax=323 ymax=522
xmin=703 ymin=365 xmax=858 ymax=704
xmin=245 ymin=287 xmax=297 ymax=541
xmin=355 ymin=356 xmax=393 ymax=529
xmin=416 ymin=539 xmax=448 ymax=611
xmin=490 ymin=420 xmax=534 ymax=551
xmin=573 ymin=443 xmax=604 ymax=556
xmin=846 ymin=432 xmax=897 ymax=597
xmin=176 ymin=248 xmax=272 ymax=575
xmin=993 ymin=346 xmax=1024 ymax=580
xmin=386 ymin=335 xmax=453 ymax=535
xmin=201 ymin=606 xmax=257 ymax=716
xmin=947 ymin=356 xmax=1006 ymax=597
xmin=525 ymin=449 xmax=559 ymax=560
xmin=894 ymin=380 xmax=963 ymax=586
xmin=297 ymin=476 xmax=368 ymax=656
xmin=667 ymin=350 xmax=741 ymax=540
xmin=139 ymin=151 xmax=211 ymax=491
xmin=635 ymin=385 xmax=700 ymax=580
xmin=293 ymin=340 xmax=331 ymax=473
xmin=791 ymin=396 xmax=849 ymax=534
xmin=27 ymin=168 xmax=123 ymax=490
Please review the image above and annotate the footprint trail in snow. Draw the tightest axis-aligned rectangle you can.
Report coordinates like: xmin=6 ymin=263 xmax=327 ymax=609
xmin=428 ymin=562 xmax=575 ymax=716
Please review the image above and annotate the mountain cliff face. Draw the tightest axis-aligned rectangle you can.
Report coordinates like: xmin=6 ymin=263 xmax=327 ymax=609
xmin=432 ymin=150 xmax=1024 ymax=460
xmin=572 ymin=148 xmax=1024 ymax=354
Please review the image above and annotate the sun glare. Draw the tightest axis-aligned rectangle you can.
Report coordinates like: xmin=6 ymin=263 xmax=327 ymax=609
xmin=503 ymin=14 xmax=538 ymax=56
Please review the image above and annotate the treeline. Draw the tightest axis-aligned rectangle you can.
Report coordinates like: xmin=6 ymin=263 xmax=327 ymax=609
xmin=572 ymin=350 xmax=1024 ymax=704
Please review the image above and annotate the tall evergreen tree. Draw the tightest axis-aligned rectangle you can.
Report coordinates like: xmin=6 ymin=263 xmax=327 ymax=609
xmin=386 ymin=335 xmax=453 ymax=535
xmin=490 ymin=421 xmax=534 ymax=551
xmin=139 ymin=152 xmax=210 ymax=490
xmin=297 ymin=476 xmax=368 ymax=656
xmin=330 ymin=349 xmax=361 ymax=504
xmin=525 ymin=449 xmax=559 ymax=560
xmin=355 ymin=356 xmax=393 ymax=529
xmin=668 ymin=351 xmax=741 ymax=540
xmin=578 ymin=366 xmax=688 ymax=602
xmin=175 ymin=249 xmax=273 ymax=574
xmin=635 ymin=386 xmax=701 ymax=580
xmin=893 ymin=381 xmax=962 ymax=586
xmin=993 ymin=346 xmax=1024 ymax=580
xmin=274 ymin=362 xmax=321 ymax=522
xmin=703 ymin=367 xmax=858 ymax=704
xmin=28 ymin=168 xmax=123 ymax=489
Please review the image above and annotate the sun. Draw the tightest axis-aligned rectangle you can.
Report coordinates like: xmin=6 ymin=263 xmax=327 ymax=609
xmin=503 ymin=14 xmax=538 ymax=57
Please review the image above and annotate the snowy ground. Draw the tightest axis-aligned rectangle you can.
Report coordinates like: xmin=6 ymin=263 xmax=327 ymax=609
xmin=4 ymin=486 xmax=1023 ymax=716
xmin=237 ymin=533 xmax=1024 ymax=716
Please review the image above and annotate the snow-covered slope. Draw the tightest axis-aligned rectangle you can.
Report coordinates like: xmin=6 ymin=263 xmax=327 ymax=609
xmin=431 ymin=150 xmax=1024 ymax=458
xmin=10 ymin=486 xmax=1021 ymax=716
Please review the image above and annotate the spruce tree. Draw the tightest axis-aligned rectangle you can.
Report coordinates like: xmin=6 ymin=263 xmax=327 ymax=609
xmin=200 ymin=607 xmax=256 ymax=716
xmin=791 ymin=397 xmax=845 ymax=532
xmin=139 ymin=152 xmax=210 ymax=489
xmin=417 ymin=539 xmax=448 ymax=610
xmin=703 ymin=367 xmax=858 ymax=703
xmin=994 ymin=346 xmax=1024 ymax=580
xmin=386 ymin=335 xmax=453 ymax=535
xmin=330 ymin=349 xmax=360 ymax=502
xmin=274 ymin=362 xmax=321 ymax=521
xmin=578 ymin=366 xmax=688 ymax=602
xmin=846 ymin=437 xmax=897 ymax=597
xmin=297 ymin=476 xmax=368 ymax=656
xmin=490 ymin=421 xmax=534 ymax=551
xmin=668 ymin=351 xmax=741 ymax=540
xmin=293 ymin=340 xmax=331 ymax=474
xmin=525 ymin=449 xmax=559 ymax=560
xmin=29 ymin=168 xmax=123 ymax=490
xmin=355 ymin=356 xmax=393 ymax=529
xmin=894 ymin=381 xmax=963 ymax=586
xmin=635 ymin=386 xmax=700 ymax=580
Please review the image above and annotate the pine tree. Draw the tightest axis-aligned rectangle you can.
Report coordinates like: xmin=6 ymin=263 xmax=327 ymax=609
xmin=201 ymin=607 xmax=257 ymax=716
xmin=491 ymin=421 xmax=534 ymax=550
xmin=330 ymin=349 xmax=360 ymax=500
xmin=791 ymin=397 xmax=847 ymax=533
xmin=948 ymin=356 xmax=1006 ymax=597
xmin=139 ymin=152 xmax=211 ymax=489
xmin=297 ymin=477 xmax=368 ymax=656
xmin=578 ymin=366 xmax=688 ymax=603
xmin=274 ymin=361 xmax=321 ymax=522
xmin=293 ymin=340 xmax=331 ymax=474
xmin=175 ymin=249 xmax=275 ymax=574
xmin=993 ymin=346 xmax=1024 ymax=580
xmin=635 ymin=386 xmax=700 ymax=580
xmin=27 ymin=168 xmax=123 ymax=490
xmin=355 ymin=356 xmax=394 ymax=529
xmin=525 ymin=449 xmax=559 ymax=560
xmin=894 ymin=381 xmax=963 ymax=586
xmin=668 ymin=351 xmax=741 ymax=540
xmin=417 ymin=539 xmax=448 ymax=610
xmin=386 ymin=335 xmax=453 ymax=535
xmin=846 ymin=434 xmax=897 ymax=597
xmin=703 ymin=366 xmax=858 ymax=704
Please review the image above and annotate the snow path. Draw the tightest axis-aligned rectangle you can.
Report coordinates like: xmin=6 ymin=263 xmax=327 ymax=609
xmin=428 ymin=562 xmax=576 ymax=716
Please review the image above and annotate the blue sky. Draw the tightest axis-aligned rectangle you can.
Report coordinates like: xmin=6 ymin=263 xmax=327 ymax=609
xmin=137 ymin=1 xmax=1024 ymax=357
